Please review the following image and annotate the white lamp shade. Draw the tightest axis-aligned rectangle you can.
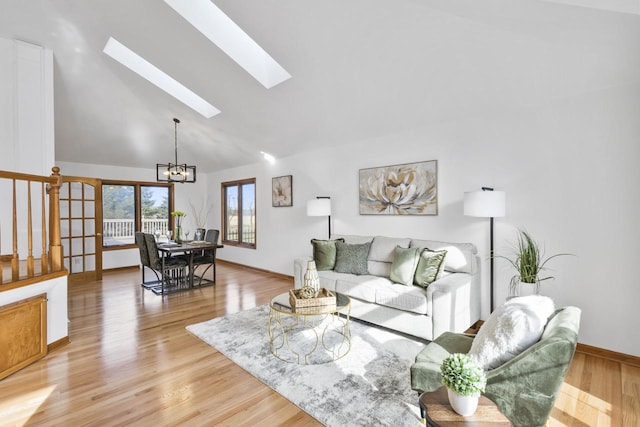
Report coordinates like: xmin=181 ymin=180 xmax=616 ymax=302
xmin=307 ymin=198 xmax=331 ymax=216
xmin=464 ymin=190 xmax=506 ymax=218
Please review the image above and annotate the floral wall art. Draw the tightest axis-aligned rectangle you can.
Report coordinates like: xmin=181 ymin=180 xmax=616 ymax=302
xmin=272 ymin=175 xmax=293 ymax=207
xmin=359 ymin=160 xmax=438 ymax=215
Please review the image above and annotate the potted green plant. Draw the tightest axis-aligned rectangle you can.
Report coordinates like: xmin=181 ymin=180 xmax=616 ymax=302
xmin=440 ymin=353 xmax=487 ymax=416
xmin=498 ymin=229 xmax=571 ymax=296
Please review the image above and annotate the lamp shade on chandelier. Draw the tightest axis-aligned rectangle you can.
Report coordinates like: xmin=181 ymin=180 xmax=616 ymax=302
xmin=156 ymin=118 xmax=197 ymax=183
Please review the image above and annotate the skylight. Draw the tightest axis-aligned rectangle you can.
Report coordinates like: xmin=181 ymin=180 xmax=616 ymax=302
xmin=164 ymin=0 xmax=292 ymax=89
xmin=102 ymin=37 xmax=221 ymax=118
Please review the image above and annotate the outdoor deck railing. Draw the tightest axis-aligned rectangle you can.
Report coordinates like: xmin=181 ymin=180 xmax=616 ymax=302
xmin=102 ymin=219 xmax=169 ymax=241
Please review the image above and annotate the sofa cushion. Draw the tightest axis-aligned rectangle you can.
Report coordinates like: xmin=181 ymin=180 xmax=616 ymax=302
xmin=375 ymin=284 xmax=429 ymax=315
xmin=413 ymin=248 xmax=447 ymax=287
xmin=368 ymin=236 xmax=412 ymax=262
xmin=367 ymin=260 xmax=392 ymax=278
xmin=334 ymin=274 xmax=391 ymax=303
xmin=310 ymin=238 xmax=344 ymax=270
xmin=468 ymin=295 xmax=555 ymax=370
xmin=410 ymin=239 xmax=476 ymax=274
xmin=389 ymin=246 xmax=421 ymax=286
xmin=335 ymin=241 xmax=371 ymax=275
xmin=332 ymin=234 xmax=374 ymax=245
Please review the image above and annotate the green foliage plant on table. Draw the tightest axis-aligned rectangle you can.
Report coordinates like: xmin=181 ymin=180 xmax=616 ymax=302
xmin=497 ymin=229 xmax=572 ymax=296
xmin=441 ymin=353 xmax=487 ymax=397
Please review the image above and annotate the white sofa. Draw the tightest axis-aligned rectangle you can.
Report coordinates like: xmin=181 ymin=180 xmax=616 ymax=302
xmin=294 ymin=235 xmax=481 ymax=341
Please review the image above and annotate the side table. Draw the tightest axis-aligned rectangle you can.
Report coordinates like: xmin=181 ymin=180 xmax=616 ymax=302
xmin=419 ymin=387 xmax=512 ymax=426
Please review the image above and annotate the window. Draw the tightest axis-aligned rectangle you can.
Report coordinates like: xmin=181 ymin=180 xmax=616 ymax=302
xmin=102 ymin=181 xmax=172 ymax=248
xmin=222 ymin=178 xmax=256 ymax=248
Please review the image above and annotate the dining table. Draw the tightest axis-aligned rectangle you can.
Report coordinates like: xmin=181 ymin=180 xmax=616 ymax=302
xmin=157 ymin=240 xmax=223 ymax=291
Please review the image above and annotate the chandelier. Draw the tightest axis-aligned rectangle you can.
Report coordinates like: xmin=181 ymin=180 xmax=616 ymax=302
xmin=156 ymin=118 xmax=196 ymax=183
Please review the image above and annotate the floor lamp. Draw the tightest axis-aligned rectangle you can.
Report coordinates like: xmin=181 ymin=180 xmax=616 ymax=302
xmin=307 ymin=197 xmax=332 ymax=239
xmin=464 ymin=187 xmax=506 ymax=312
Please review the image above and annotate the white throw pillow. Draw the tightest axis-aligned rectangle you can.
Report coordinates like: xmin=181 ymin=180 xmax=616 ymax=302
xmin=468 ymin=295 xmax=555 ymax=370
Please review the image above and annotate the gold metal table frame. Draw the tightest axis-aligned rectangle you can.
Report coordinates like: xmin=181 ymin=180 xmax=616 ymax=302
xmin=268 ymin=292 xmax=351 ymax=365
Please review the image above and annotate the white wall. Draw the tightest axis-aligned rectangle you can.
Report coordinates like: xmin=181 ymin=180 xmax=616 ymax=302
xmin=0 ymin=38 xmax=66 ymax=345
xmin=0 ymin=276 xmax=68 ymax=344
xmin=205 ymin=83 xmax=640 ymax=357
xmin=0 ymin=38 xmax=54 ymax=175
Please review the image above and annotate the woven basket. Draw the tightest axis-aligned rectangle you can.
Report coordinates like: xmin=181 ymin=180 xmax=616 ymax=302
xmin=289 ymin=288 xmax=336 ymax=311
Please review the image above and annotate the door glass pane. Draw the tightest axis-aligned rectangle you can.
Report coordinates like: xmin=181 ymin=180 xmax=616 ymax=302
xmin=84 ymin=200 xmax=95 ymax=217
xmin=85 ymin=255 xmax=95 ymax=270
xmin=102 ymin=184 xmax=135 ymax=246
xmin=70 ymin=182 xmax=82 ymax=198
xmin=72 ymin=256 xmax=84 ymax=273
xmin=85 ymin=219 xmax=95 ymax=235
xmin=61 ymin=220 xmax=70 ymax=238
xmin=141 ymin=186 xmax=169 ymax=235
xmin=60 ymin=182 xmax=69 ymax=199
xmin=71 ymin=237 xmax=83 ymax=256
xmin=83 ymin=183 xmax=95 ymax=199
xmin=242 ymin=183 xmax=255 ymax=244
xmin=71 ymin=219 xmax=83 ymax=237
xmin=71 ymin=200 xmax=83 ymax=218
xmin=60 ymin=200 xmax=69 ymax=218
xmin=85 ymin=237 xmax=95 ymax=254
xmin=225 ymin=185 xmax=238 ymax=242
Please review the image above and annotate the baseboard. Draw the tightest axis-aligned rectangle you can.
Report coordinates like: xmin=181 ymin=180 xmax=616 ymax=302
xmin=103 ymin=265 xmax=139 ymax=273
xmin=48 ymin=336 xmax=69 ymax=352
xmin=216 ymin=259 xmax=293 ymax=281
xmin=576 ymin=343 xmax=640 ymax=368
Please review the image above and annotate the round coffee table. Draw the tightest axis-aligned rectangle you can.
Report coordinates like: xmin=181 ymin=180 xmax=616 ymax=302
xmin=268 ymin=291 xmax=351 ymax=364
xmin=419 ymin=387 xmax=512 ymax=426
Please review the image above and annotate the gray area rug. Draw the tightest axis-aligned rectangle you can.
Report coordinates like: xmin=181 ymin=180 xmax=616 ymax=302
xmin=186 ymin=305 xmax=426 ymax=426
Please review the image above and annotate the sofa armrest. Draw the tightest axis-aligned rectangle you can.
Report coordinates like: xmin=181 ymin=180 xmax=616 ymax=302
xmin=426 ymin=273 xmax=479 ymax=339
xmin=293 ymin=257 xmax=312 ymax=289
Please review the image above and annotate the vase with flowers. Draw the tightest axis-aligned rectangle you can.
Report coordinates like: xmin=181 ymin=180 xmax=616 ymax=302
xmin=441 ymin=353 xmax=487 ymax=416
xmin=171 ymin=211 xmax=186 ymax=243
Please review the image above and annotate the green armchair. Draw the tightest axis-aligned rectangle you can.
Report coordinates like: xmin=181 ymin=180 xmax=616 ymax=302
xmin=410 ymin=306 xmax=581 ymax=427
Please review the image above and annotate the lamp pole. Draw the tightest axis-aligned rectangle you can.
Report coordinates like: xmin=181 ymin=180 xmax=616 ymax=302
xmin=463 ymin=187 xmax=506 ymax=313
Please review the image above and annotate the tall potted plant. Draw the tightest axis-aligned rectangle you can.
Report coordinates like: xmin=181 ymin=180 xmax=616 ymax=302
xmin=441 ymin=353 xmax=486 ymax=416
xmin=499 ymin=229 xmax=571 ymax=296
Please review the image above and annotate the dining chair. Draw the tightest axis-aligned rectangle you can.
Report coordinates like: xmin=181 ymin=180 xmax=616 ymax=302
xmin=191 ymin=229 xmax=220 ymax=286
xmin=135 ymin=232 xmax=161 ymax=288
xmin=143 ymin=233 xmax=188 ymax=294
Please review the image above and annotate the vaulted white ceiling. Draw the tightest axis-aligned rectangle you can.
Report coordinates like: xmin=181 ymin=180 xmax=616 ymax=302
xmin=1 ymin=0 xmax=638 ymax=172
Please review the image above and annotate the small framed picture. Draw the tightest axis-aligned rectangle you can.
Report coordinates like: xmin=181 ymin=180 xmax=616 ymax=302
xmin=272 ymin=175 xmax=293 ymax=207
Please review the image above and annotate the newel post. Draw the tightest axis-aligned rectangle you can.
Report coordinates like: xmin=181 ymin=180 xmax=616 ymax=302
xmin=47 ymin=166 xmax=63 ymax=272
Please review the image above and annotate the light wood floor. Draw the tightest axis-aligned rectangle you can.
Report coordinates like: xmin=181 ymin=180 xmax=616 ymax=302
xmin=0 ymin=263 xmax=638 ymax=426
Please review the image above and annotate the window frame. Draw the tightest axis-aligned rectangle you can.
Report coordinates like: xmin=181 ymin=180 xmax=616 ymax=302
xmin=221 ymin=178 xmax=256 ymax=249
xmin=101 ymin=180 xmax=174 ymax=250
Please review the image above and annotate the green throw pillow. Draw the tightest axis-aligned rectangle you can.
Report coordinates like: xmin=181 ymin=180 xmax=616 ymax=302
xmin=334 ymin=241 xmax=371 ymax=275
xmin=389 ymin=246 xmax=421 ymax=286
xmin=414 ymin=248 xmax=447 ymax=287
xmin=310 ymin=238 xmax=345 ymax=270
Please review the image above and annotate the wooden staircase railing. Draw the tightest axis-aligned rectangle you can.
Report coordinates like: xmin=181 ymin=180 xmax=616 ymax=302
xmin=0 ymin=167 xmax=65 ymax=291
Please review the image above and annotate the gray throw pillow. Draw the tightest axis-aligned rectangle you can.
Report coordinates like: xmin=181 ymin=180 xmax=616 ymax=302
xmin=311 ymin=238 xmax=345 ymax=270
xmin=414 ymin=248 xmax=447 ymax=287
xmin=334 ymin=241 xmax=371 ymax=275
xmin=389 ymin=246 xmax=421 ymax=286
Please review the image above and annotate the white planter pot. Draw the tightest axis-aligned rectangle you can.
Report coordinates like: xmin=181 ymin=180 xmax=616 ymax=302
xmin=517 ymin=281 xmax=540 ymax=297
xmin=447 ymin=388 xmax=479 ymax=417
